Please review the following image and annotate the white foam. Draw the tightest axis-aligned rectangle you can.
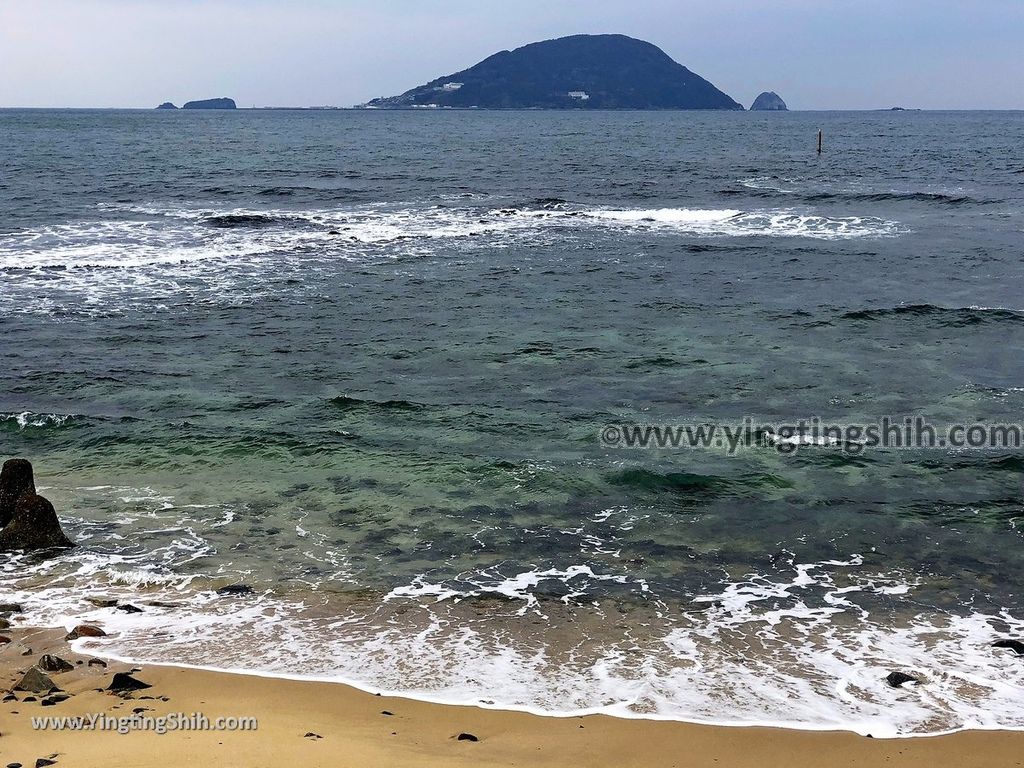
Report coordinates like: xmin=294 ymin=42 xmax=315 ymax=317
xmin=589 ymin=208 xmax=742 ymax=225
xmin=0 ymin=200 xmax=903 ymax=317
xmin=0 ymin=411 xmax=76 ymax=429
xmin=581 ymin=208 xmax=901 ymax=239
xmin=386 ymin=564 xmax=640 ymax=615
xmin=4 ymin=545 xmax=1023 ymax=737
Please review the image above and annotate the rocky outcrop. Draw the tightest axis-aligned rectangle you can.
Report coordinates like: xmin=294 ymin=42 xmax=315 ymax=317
xmin=0 ymin=459 xmax=73 ymax=551
xmin=0 ymin=458 xmax=36 ymax=527
xmin=156 ymin=102 xmax=178 ymax=110
xmin=182 ymin=98 xmax=237 ymax=110
xmin=0 ymin=493 xmax=73 ymax=551
xmin=750 ymin=91 xmax=788 ymax=111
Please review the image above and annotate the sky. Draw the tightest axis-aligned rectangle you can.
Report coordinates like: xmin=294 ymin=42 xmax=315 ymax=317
xmin=1 ymin=0 xmax=1022 ymax=110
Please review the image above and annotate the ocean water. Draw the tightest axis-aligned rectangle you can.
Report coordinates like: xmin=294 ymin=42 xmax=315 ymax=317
xmin=1 ymin=108 xmax=1023 ymax=736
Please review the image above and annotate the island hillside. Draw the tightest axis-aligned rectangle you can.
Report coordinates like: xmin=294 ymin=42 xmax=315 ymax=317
xmin=364 ymin=34 xmax=742 ymax=110
xmin=181 ymin=98 xmax=237 ymax=110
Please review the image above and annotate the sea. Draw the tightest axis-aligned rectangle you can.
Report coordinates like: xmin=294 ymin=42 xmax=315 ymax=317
xmin=1 ymin=108 xmax=1022 ymax=737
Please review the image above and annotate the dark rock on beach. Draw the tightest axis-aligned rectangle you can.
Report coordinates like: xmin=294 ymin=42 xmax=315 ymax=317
xmin=14 ymin=667 xmax=58 ymax=694
xmin=457 ymin=732 xmax=480 ymax=742
xmin=992 ymin=639 xmax=1024 ymax=655
xmin=66 ymin=624 xmax=106 ymax=640
xmin=107 ymin=672 xmax=152 ymax=692
xmin=87 ymin=658 xmax=108 ymax=668
xmin=885 ymin=671 xmax=919 ymax=688
xmin=38 ymin=654 xmax=75 ymax=673
xmin=0 ymin=603 xmax=24 ymax=613
xmin=0 ymin=458 xmax=35 ymax=527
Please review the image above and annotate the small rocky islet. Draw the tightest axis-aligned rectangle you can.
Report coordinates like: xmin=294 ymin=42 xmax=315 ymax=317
xmin=154 ymin=98 xmax=237 ymax=110
xmin=750 ymin=91 xmax=788 ymax=111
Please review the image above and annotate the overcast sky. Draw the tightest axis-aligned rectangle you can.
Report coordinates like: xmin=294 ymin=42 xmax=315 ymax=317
xmin=1 ymin=0 xmax=1021 ymax=110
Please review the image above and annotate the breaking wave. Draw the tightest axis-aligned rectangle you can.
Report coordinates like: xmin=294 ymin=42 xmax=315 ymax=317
xmin=0 ymin=200 xmax=903 ymax=317
xmin=840 ymin=304 xmax=1024 ymax=327
xmin=0 ymin=412 xmax=81 ymax=431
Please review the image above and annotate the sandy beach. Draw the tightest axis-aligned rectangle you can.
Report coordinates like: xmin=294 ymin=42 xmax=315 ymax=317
xmin=1 ymin=623 xmax=1021 ymax=768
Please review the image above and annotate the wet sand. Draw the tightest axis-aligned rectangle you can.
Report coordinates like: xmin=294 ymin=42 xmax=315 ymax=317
xmin=1 ymin=625 xmax=1023 ymax=768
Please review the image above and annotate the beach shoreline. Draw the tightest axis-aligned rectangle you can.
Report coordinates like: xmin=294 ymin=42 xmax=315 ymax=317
xmin=3 ymin=624 xmax=1024 ymax=768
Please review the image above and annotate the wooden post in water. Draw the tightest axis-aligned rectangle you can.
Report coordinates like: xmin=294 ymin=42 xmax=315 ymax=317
xmin=817 ymin=129 xmax=823 ymax=154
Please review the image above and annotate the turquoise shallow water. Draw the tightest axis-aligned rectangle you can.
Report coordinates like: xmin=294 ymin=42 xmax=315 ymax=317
xmin=1 ymin=109 xmax=1023 ymax=734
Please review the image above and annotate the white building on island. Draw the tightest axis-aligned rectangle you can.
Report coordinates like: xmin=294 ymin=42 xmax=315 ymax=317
xmin=567 ymin=91 xmax=590 ymax=101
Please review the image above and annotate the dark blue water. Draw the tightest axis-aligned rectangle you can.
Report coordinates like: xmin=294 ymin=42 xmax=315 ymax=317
xmin=1 ymin=109 xmax=1023 ymax=734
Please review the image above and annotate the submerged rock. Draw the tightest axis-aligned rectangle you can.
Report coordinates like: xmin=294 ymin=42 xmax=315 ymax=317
xmin=86 ymin=597 xmax=119 ymax=608
xmin=216 ymin=584 xmax=254 ymax=596
xmin=993 ymin=639 xmax=1024 ymax=655
xmin=885 ymin=671 xmax=919 ymax=688
xmin=0 ymin=458 xmax=36 ymax=527
xmin=0 ymin=493 xmax=73 ymax=551
xmin=14 ymin=667 xmax=57 ymax=694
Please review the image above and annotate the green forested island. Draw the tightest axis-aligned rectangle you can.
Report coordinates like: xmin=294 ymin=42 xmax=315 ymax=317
xmin=363 ymin=34 xmax=743 ymax=110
